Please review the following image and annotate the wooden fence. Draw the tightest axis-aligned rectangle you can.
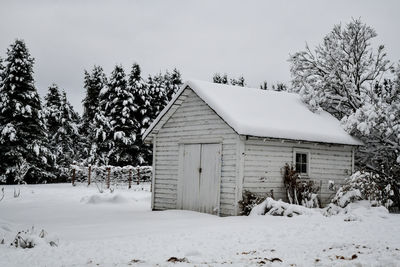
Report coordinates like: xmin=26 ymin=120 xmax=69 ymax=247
xmin=70 ymin=165 xmax=152 ymax=189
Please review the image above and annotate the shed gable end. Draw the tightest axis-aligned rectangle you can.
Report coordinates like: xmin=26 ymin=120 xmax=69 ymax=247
xmin=152 ymin=88 xmax=239 ymax=216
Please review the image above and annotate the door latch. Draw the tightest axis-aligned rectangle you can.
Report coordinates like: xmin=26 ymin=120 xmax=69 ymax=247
xmin=198 ymin=167 xmax=202 ymax=173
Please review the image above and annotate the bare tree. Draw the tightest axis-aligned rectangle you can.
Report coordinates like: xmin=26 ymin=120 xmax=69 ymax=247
xmin=289 ymin=18 xmax=392 ymax=119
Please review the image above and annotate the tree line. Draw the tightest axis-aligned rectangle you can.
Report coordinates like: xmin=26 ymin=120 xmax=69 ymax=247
xmin=0 ymin=18 xmax=398 ymax=203
xmin=0 ymin=40 xmax=182 ymax=183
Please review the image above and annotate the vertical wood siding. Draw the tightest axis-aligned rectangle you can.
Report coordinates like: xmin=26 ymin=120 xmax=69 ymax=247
xmin=153 ymin=89 xmax=238 ymax=216
xmin=243 ymin=137 xmax=353 ymax=205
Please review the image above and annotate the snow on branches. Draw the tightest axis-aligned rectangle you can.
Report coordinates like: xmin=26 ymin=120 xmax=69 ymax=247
xmin=289 ymin=19 xmax=400 ymax=208
xmin=289 ymin=18 xmax=391 ymax=119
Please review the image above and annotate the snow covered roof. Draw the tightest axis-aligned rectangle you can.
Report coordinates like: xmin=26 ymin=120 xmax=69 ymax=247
xmin=143 ymin=80 xmax=363 ymax=146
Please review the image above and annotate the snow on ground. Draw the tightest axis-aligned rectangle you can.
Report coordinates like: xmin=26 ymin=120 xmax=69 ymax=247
xmin=0 ymin=183 xmax=399 ymax=267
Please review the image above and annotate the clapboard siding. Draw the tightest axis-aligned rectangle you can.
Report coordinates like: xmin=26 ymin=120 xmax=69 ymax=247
xmin=148 ymin=86 xmax=356 ymax=216
xmin=243 ymin=137 xmax=353 ymax=205
xmin=153 ymin=88 xmax=238 ymax=216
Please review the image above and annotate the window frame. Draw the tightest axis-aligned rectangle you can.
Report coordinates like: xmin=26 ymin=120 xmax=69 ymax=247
xmin=293 ymin=148 xmax=311 ymax=177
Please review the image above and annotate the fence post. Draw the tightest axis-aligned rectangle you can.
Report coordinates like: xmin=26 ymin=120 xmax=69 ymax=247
xmin=88 ymin=165 xmax=91 ymax=186
xmin=106 ymin=167 xmax=111 ymax=189
xmin=137 ymin=167 xmax=140 ymax=185
xmin=72 ymin=168 xmax=76 ymax=186
xmin=128 ymin=168 xmax=132 ymax=189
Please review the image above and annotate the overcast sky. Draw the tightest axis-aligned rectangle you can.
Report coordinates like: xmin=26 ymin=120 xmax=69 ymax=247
xmin=1 ymin=0 xmax=399 ymax=113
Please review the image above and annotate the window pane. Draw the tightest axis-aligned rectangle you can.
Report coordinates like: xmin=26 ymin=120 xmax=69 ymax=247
xmin=301 ymin=163 xmax=307 ymax=173
xmin=295 ymin=152 xmax=308 ymax=174
xmin=296 ymin=163 xmax=301 ymax=172
xmin=296 ymin=153 xmax=301 ymax=163
xmin=302 ymin=154 xmax=307 ymax=163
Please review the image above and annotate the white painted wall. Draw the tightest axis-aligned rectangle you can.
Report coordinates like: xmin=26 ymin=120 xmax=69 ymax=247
xmin=149 ymin=87 xmax=355 ymax=216
xmin=242 ymin=137 xmax=353 ymax=205
xmin=152 ymin=88 xmax=239 ymax=216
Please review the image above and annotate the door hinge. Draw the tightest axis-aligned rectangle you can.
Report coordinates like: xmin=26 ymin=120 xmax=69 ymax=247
xmin=198 ymin=167 xmax=202 ymax=173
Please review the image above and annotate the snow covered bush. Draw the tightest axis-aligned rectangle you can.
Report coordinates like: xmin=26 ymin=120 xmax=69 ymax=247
xmin=332 ymin=171 xmax=395 ymax=208
xmin=238 ymin=190 xmax=267 ymax=215
xmin=282 ymin=164 xmax=320 ymax=208
xmin=323 ymin=201 xmax=389 ymax=221
xmin=10 ymin=227 xmax=58 ymax=249
xmin=250 ymin=197 xmax=317 ymax=217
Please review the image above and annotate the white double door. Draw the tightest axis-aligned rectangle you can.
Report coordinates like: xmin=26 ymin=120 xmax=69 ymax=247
xmin=178 ymin=143 xmax=221 ymax=214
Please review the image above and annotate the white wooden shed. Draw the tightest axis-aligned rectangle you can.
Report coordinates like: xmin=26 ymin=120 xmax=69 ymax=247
xmin=143 ymin=80 xmax=362 ymax=216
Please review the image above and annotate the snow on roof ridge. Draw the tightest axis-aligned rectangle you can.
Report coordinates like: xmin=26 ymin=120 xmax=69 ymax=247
xmin=143 ymin=80 xmax=363 ymax=146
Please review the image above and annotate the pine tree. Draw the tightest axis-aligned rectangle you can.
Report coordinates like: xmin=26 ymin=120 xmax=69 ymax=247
xmin=0 ymin=40 xmax=54 ymax=184
xmin=148 ymin=73 xmax=168 ymax=121
xmin=271 ymin=82 xmax=287 ymax=91
xmin=164 ymin=68 xmax=182 ymax=101
xmin=81 ymin=66 xmax=107 ymax=156
xmin=213 ymin=73 xmax=245 ymax=87
xmin=260 ymin=81 xmax=268 ymax=90
xmin=90 ymin=65 xmax=139 ymax=166
xmin=43 ymin=85 xmax=81 ymax=179
xmin=106 ymin=65 xmax=139 ymax=166
xmin=82 ymin=66 xmax=107 ymax=128
xmin=128 ymin=63 xmax=152 ymax=164
xmin=213 ymin=73 xmax=228 ymax=84
xmin=43 ymin=84 xmax=62 ymax=140
xmin=89 ymin=107 xmax=112 ymax=165
xmin=58 ymin=90 xmax=81 ymax=171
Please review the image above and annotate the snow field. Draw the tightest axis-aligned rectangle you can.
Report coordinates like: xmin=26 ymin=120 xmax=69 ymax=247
xmin=0 ymin=183 xmax=399 ymax=266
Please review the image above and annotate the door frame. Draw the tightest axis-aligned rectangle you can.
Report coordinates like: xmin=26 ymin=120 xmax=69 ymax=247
xmin=177 ymin=139 xmax=222 ymax=215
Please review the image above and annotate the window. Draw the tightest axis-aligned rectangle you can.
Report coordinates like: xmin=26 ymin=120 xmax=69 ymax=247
xmin=293 ymin=149 xmax=310 ymax=176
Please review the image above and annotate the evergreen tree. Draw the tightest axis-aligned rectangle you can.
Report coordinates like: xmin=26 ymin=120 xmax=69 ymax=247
xmin=58 ymin=90 xmax=81 ymax=170
xmin=213 ymin=73 xmax=245 ymax=87
xmin=81 ymin=66 xmax=107 ymax=156
xmin=230 ymin=76 xmax=246 ymax=87
xmin=260 ymin=81 xmax=268 ymax=90
xmin=89 ymin=106 xmax=112 ymax=165
xmin=90 ymin=65 xmax=139 ymax=166
xmin=43 ymin=85 xmax=81 ymax=179
xmin=107 ymin=65 xmax=139 ymax=166
xmin=0 ymin=57 xmax=4 ymax=81
xmin=43 ymin=84 xmax=62 ymax=139
xmin=148 ymin=73 xmax=168 ymax=121
xmin=0 ymin=40 xmax=54 ymax=184
xmin=128 ymin=63 xmax=152 ymax=164
xmin=271 ymin=82 xmax=287 ymax=91
xmin=213 ymin=73 xmax=228 ymax=84
xmin=164 ymin=68 xmax=182 ymax=101
xmin=82 ymin=66 xmax=107 ymax=127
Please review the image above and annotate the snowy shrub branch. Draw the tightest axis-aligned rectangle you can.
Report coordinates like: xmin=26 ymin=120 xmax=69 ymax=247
xmin=282 ymin=164 xmax=320 ymax=208
xmin=332 ymin=171 xmax=395 ymax=208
